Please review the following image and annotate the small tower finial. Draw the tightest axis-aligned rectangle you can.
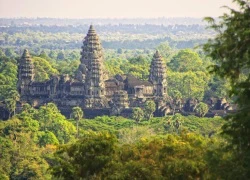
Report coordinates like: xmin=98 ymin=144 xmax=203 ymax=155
xmin=22 ymin=49 xmax=30 ymax=58
xmin=154 ymin=50 xmax=161 ymax=58
xmin=88 ymin=24 xmax=96 ymax=34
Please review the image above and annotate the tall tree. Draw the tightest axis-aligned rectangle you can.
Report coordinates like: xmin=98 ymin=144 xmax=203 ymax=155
xmin=172 ymin=90 xmax=182 ymax=115
xmin=203 ymin=0 xmax=250 ymax=177
xmin=72 ymin=107 xmax=83 ymax=138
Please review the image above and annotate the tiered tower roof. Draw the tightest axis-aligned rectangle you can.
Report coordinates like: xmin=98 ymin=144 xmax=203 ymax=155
xmin=19 ymin=49 xmax=34 ymax=79
xmin=80 ymin=25 xmax=103 ymax=69
xmin=149 ymin=50 xmax=167 ymax=83
xmin=89 ymin=50 xmax=103 ymax=84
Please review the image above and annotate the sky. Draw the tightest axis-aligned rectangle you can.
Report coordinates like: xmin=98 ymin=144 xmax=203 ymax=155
xmin=0 ymin=0 xmax=238 ymax=18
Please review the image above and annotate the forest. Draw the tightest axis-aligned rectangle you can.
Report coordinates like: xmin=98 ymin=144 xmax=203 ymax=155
xmin=0 ymin=0 xmax=250 ymax=179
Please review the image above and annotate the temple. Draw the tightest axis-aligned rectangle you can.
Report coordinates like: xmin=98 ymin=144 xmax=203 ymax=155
xmin=2 ymin=25 xmax=234 ymax=119
xmin=16 ymin=25 xmax=170 ymax=118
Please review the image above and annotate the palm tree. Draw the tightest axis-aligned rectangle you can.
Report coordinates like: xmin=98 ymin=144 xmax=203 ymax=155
xmin=144 ymin=100 xmax=156 ymax=120
xmin=72 ymin=107 xmax=83 ymax=138
xmin=172 ymin=90 xmax=182 ymax=115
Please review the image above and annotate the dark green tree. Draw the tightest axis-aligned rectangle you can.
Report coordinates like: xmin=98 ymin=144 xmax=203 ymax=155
xmin=51 ymin=132 xmax=117 ymax=179
xmin=203 ymin=0 xmax=250 ymax=177
xmin=57 ymin=51 xmax=65 ymax=60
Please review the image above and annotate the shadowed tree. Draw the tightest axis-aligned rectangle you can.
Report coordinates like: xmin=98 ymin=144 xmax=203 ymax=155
xmin=203 ymin=0 xmax=250 ymax=177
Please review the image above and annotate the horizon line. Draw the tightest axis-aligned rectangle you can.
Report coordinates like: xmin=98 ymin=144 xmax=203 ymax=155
xmin=0 ymin=16 xmax=219 ymax=19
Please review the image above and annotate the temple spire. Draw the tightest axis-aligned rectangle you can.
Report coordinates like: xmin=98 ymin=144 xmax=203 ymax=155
xmin=155 ymin=50 xmax=160 ymax=57
xmin=17 ymin=49 xmax=34 ymax=97
xmin=79 ymin=25 xmax=107 ymax=108
xmin=149 ymin=50 xmax=167 ymax=98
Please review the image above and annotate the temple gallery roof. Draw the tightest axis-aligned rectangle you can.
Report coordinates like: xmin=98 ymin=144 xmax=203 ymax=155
xmin=30 ymin=81 xmax=47 ymax=86
xmin=125 ymin=74 xmax=153 ymax=87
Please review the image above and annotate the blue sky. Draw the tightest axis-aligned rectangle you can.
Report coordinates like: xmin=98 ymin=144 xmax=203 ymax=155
xmin=0 ymin=0 xmax=237 ymax=18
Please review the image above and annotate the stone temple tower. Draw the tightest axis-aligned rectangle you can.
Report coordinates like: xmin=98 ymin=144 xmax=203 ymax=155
xmin=17 ymin=49 xmax=34 ymax=99
xmin=149 ymin=50 xmax=168 ymax=99
xmin=80 ymin=25 xmax=107 ymax=108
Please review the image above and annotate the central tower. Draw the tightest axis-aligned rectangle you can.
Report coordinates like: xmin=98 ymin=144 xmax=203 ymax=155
xmin=80 ymin=25 xmax=107 ymax=108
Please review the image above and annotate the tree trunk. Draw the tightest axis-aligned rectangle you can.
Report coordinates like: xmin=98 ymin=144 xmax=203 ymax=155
xmin=76 ymin=119 xmax=79 ymax=138
xmin=173 ymin=105 xmax=176 ymax=115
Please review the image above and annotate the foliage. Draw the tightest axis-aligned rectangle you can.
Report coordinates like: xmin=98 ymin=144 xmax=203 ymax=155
xmin=0 ymin=118 xmax=52 ymax=179
xmin=0 ymin=56 xmax=17 ymax=101
xmin=51 ymin=132 xmax=117 ymax=179
xmin=203 ymin=0 xmax=250 ymax=177
xmin=132 ymin=107 xmax=144 ymax=123
xmin=168 ymin=71 xmax=209 ymax=100
xmin=0 ymin=104 xmax=229 ymax=179
xmin=33 ymin=103 xmax=76 ymax=144
xmin=156 ymin=42 xmax=173 ymax=61
xmin=33 ymin=56 xmax=58 ymax=81
xmin=57 ymin=51 xmax=65 ymax=60
xmin=168 ymin=49 xmax=203 ymax=72
xmin=195 ymin=102 xmax=209 ymax=117
xmin=78 ymin=116 xmax=134 ymax=135
xmin=0 ymin=22 xmax=213 ymax=50
xmin=5 ymin=90 xmax=20 ymax=118
xmin=38 ymin=131 xmax=60 ymax=147
xmin=144 ymin=100 xmax=156 ymax=120
xmin=56 ymin=59 xmax=79 ymax=76
xmin=50 ymin=131 xmax=234 ymax=179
